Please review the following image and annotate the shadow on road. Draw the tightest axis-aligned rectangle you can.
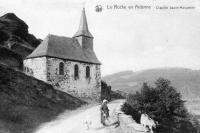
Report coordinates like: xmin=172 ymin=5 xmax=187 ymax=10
xmin=94 ymin=121 xmax=120 ymax=131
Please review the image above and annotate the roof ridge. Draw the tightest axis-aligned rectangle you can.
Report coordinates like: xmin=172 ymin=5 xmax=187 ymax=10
xmin=45 ymin=35 xmax=50 ymax=56
xmin=47 ymin=34 xmax=74 ymax=40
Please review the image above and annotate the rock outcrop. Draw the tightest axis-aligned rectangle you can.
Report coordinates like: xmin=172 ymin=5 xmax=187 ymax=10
xmin=0 ymin=13 xmax=41 ymax=69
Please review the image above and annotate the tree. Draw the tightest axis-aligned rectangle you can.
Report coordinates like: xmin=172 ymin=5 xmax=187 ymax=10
xmin=125 ymin=78 xmax=199 ymax=133
xmin=101 ymin=80 xmax=111 ymax=101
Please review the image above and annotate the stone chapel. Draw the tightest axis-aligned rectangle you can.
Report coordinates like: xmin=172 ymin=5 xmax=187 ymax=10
xmin=23 ymin=8 xmax=101 ymax=101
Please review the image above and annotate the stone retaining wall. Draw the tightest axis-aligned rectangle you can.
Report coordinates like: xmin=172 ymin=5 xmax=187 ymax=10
xmin=114 ymin=104 xmax=147 ymax=133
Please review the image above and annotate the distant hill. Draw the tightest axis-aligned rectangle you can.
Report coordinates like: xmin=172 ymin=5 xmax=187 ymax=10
xmin=0 ymin=13 xmax=41 ymax=70
xmin=103 ymin=68 xmax=200 ymax=99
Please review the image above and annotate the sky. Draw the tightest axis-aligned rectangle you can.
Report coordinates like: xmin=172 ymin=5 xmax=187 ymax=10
xmin=0 ymin=0 xmax=200 ymax=76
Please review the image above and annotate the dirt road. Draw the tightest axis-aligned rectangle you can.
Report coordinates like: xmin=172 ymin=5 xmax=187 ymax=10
xmin=35 ymin=100 xmax=124 ymax=133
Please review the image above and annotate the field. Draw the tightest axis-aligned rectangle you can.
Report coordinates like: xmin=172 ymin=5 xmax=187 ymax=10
xmin=186 ymin=99 xmax=200 ymax=120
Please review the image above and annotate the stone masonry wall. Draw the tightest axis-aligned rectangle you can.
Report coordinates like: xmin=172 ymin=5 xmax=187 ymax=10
xmin=23 ymin=57 xmax=47 ymax=81
xmin=46 ymin=57 xmax=101 ymax=101
xmin=23 ymin=57 xmax=101 ymax=101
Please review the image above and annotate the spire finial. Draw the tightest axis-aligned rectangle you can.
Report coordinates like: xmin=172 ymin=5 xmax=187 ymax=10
xmin=83 ymin=2 xmax=86 ymax=9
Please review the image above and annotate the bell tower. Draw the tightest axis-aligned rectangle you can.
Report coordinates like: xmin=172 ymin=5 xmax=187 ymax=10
xmin=73 ymin=8 xmax=93 ymax=50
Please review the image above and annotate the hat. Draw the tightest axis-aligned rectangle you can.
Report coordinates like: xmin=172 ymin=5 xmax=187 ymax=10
xmin=103 ymin=99 xmax=108 ymax=103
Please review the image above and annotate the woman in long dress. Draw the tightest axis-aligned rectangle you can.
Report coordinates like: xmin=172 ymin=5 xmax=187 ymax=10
xmin=100 ymin=99 xmax=109 ymax=126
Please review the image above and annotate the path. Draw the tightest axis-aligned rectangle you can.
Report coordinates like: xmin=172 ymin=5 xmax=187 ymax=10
xmin=34 ymin=100 xmax=125 ymax=133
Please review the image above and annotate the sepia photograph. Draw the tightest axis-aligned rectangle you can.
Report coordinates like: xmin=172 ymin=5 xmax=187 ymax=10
xmin=0 ymin=0 xmax=200 ymax=133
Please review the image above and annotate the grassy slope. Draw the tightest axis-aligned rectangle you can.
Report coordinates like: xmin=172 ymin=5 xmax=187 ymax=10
xmin=0 ymin=64 xmax=86 ymax=133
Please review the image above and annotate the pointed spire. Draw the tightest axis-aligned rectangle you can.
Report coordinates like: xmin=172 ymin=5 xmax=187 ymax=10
xmin=73 ymin=8 xmax=93 ymax=38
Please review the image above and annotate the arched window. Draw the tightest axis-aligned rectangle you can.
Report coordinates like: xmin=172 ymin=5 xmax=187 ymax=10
xmin=24 ymin=66 xmax=27 ymax=72
xmin=74 ymin=64 xmax=79 ymax=80
xmin=59 ymin=62 xmax=64 ymax=75
xmin=27 ymin=67 xmax=29 ymax=73
xmin=86 ymin=66 xmax=90 ymax=78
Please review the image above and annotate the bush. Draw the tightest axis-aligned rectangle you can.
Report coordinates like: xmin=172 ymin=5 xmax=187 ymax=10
xmin=101 ymin=80 xmax=111 ymax=101
xmin=123 ymin=78 xmax=199 ymax=133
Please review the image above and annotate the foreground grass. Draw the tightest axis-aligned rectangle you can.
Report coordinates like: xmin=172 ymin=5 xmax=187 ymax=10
xmin=0 ymin=103 xmax=65 ymax=133
xmin=0 ymin=65 xmax=86 ymax=133
xmin=0 ymin=100 xmax=94 ymax=133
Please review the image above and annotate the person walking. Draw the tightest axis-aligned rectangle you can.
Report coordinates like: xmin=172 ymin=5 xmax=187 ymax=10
xmin=100 ymin=99 xmax=109 ymax=126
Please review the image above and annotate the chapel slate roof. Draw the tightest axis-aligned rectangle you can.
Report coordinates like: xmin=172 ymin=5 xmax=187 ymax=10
xmin=26 ymin=34 xmax=101 ymax=65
